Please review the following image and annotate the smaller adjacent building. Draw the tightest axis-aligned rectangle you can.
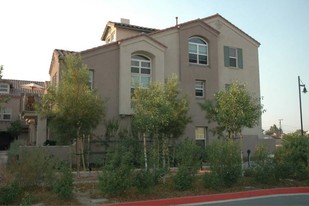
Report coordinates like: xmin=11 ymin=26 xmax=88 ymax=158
xmin=0 ymin=79 xmax=47 ymax=150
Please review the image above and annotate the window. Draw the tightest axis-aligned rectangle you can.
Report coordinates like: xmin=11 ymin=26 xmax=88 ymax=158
xmin=0 ymin=108 xmax=12 ymax=121
xmin=0 ymin=83 xmax=9 ymax=94
xmin=195 ymin=127 xmax=206 ymax=140
xmin=224 ymin=46 xmax=243 ymax=68
xmin=131 ymin=55 xmax=151 ymax=96
xmin=195 ymin=80 xmax=205 ymax=98
xmin=189 ymin=37 xmax=208 ymax=65
xmin=88 ymin=70 xmax=94 ymax=89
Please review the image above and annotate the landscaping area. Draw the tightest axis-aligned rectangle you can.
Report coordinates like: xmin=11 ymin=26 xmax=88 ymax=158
xmin=1 ymin=134 xmax=308 ymax=205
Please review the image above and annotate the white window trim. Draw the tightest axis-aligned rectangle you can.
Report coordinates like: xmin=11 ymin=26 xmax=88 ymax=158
xmin=88 ymin=70 xmax=94 ymax=89
xmin=0 ymin=108 xmax=12 ymax=121
xmin=0 ymin=83 xmax=10 ymax=94
xmin=131 ymin=55 xmax=152 ymax=89
xmin=229 ymin=47 xmax=238 ymax=68
xmin=195 ymin=80 xmax=205 ymax=98
xmin=189 ymin=37 xmax=208 ymax=65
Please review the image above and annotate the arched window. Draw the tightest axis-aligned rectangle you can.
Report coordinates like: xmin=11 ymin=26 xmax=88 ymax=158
xmin=188 ymin=37 xmax=208 ymax=65
xmin=131 ymin=55 xmax=151 ymax=95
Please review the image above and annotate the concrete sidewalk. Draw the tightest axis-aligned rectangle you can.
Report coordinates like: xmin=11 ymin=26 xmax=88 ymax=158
xmin=103 ymin=187 xmax=309 ymax=206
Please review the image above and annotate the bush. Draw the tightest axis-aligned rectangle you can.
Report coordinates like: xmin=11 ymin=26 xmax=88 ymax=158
xmin=99 ymin=167 xmax=132 ymax=195
xmin=99 ymin=138 xmax=135 ymax=195
xmin=133 ymin=169 xmax=155 ymax=193
xmin=274 ymin=134 xmax=309 ymax=180
xmin=7 ymin=139 xmax=26 ymax=165
xmin=173 ymin=166 xmax=195 ymax=191
xmin=251 ymin=144 xmax=276 ymax=184
xmin=53 ymin=163 xmax=74 ymax=199
xmin=203 ymin=172 xmax=224 ymax=189
xmin=0 ymin=181 xmax=22 ymax=205
xmin=9 ymin=148 xmax=57 ymax=188
xmin=175 ymin=138 xmax=201 ymax=170
xmin=206 ymin=140 xmax=242 ymax=187
xmin=172 ymin=139 xmax=201 ymax=191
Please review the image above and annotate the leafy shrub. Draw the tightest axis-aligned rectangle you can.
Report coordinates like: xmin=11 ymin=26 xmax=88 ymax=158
xmin=251 ymin=144 xmax=276 ymax=184
xmin=9 ymin=148 xmax=57 ymax=188
xmin=203 ymin=172 xmax=224 ymax=189
xmin=99 ymin=166 xmax=132 ymax=195
xmin=175 ymin=138 xmax=201 ymax=170
xmin=133 ymin=169 xmax=156 ymax=193
xmin=206 ymin=140 xmax=242 ymax=187
xmin=20 ymin=192 xmax=36 ymax=205
xmin=173 ymin=166 xmax=195 ymax=191
xmin=7 ymin=139 xmax=26 ymax=166
xmin=53 ymin=163 xmax=74 ymax=199
xmin=0 ymin=181 xmax=22 ymax=205
xmin=274 ymin=134 xmax=309 ymax=180
xmin=99 ymin=138 xmax=135 ymax=195
xmin=172 ymin=139 xmax=201 ymax=191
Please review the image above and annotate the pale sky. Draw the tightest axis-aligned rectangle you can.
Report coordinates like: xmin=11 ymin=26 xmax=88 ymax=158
xmin=0 ymin=0 xmax=308 ymax=133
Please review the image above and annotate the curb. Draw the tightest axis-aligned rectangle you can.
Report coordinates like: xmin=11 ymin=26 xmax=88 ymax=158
xmin=103 ymin=187 xmax=309 ymax=206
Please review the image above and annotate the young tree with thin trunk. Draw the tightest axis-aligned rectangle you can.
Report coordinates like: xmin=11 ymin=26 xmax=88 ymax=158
xmin=199 ymin=81 xmax=263 ymax=140
xmin=37 ymin=54 xmax=105 ymax=171
xmin=131 ymin=75 xmax=190 ymax=170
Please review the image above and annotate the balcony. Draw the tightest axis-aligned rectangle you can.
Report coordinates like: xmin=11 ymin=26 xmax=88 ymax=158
xmin=21 ymin=94 xmax=41 ymax=120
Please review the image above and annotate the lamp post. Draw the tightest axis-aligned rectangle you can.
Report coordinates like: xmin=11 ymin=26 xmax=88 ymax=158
xmin=298 ymin=76 xmax=307 ymax=136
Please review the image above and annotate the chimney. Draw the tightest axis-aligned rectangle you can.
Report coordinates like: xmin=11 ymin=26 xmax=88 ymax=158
xmin=120 ymin=18 xmax=130 ymax=24
xmin=175 ymin=17 xmax=178 ymax=26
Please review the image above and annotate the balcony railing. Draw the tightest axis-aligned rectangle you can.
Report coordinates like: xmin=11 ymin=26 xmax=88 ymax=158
xmin=22 ymin=94 xmax=41 ymax=112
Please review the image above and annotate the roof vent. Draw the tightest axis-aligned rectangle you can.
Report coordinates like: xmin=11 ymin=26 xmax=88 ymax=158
xmin=120 ymin=18 xmax=130 ymax=25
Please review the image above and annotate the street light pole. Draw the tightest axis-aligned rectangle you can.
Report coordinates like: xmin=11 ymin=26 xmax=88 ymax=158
xmin=298 ymin=76 xmax=307 ymax=136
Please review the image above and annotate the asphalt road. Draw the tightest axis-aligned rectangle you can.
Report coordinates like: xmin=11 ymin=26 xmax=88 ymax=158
xmin=186 ymin=194 xmax=309 ymax=206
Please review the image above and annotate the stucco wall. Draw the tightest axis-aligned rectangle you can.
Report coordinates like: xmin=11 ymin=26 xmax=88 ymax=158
xmin=205 ymin=17 xmax=263 ymax=137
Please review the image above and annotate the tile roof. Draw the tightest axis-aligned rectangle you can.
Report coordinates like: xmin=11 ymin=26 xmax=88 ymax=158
xmin=0 ymin=79 xmax=46 ymax=96
xmin=112 ymin=22 xmax=158 ymax=33
xmin=101 ymin=21 xmax=158 ymax=41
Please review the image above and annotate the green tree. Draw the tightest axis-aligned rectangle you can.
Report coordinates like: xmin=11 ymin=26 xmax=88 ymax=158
xmin=265 ymin=124 xmax=282 ymax=138
xmin=132 ymin=75 xmax=191 ymax=170
xmin=37 ymin=54 xmax=105 ymax=170
xmin=7 ymin=120 xmax=23 ymax=140
xmin=199 ymin=82 xmax=263 ymax=140
xmin=38 ymin=54 xmax=105 ymax=143
xmin=274 ymin=134 xmax=309 ymax=180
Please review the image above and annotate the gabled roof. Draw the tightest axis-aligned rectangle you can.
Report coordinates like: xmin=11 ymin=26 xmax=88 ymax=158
xmin=149 ymin=18 xmax=220 ymax=37
xmin=101 ymin=21 xmax=158 ymax=41
xmin=55 ymin=14 xmax=259 ymax=60
xmin=202 ymin=13 xmax=260 ymax=46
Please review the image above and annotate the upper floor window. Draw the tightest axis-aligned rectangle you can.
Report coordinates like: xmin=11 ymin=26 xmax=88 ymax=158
xmin=0 ymin=83 xmax=9 ymax=94
xmin=131 ymin=55 xmax=151 ymax=96
xmin=88 ymin=70 xmax=94 ymax=89
xmin=189 ymin=37 xmax=208 ymax=65
xmin=195 ymin=80 xmax=205 ymax=98
xmin=224 ymin=46 xmax=243 ymax=69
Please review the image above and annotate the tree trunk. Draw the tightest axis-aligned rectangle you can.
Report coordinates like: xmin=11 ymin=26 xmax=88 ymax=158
xmin=81 ymin=135 xmax=86 ymax=171
xmin=143 ymin=133 xmax=148 ymax=170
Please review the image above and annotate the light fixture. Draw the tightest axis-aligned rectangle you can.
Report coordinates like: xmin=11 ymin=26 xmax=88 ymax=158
xmin=298 ymin=76 xmax=307 ymax=136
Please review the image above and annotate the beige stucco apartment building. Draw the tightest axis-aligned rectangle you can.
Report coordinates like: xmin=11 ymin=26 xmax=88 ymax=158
xmin=0 ymin=79 xmax=46 ymax=149
xmin=49 ymin=14 xmax=264 ymax=151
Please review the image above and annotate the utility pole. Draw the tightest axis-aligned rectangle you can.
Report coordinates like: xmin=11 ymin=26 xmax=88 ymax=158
xmin=278 ymin=119 xmax=283 ymax=138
